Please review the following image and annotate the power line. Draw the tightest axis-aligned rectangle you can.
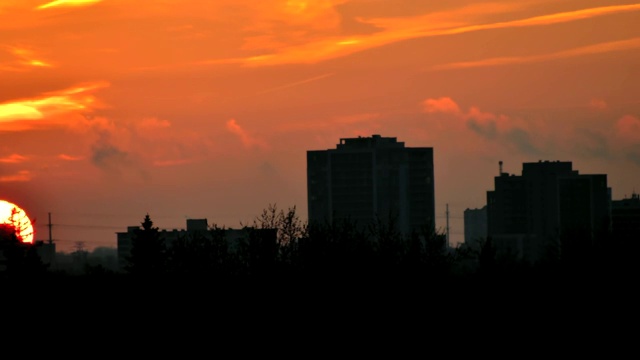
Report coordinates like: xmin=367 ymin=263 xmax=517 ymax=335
xmin=36 ymin=223 xmax=123 ymax=230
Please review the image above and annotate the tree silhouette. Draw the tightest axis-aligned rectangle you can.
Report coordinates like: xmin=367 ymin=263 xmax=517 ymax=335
xmin=166 ymin=223 xmax=231 ymax=279
xmin=124 ymin=214 xmax=167 ymax=278
xmin=249 ymin=203 xmax=308 ymax=268
xmin=0 ymin=223 xmax=48 ymax=279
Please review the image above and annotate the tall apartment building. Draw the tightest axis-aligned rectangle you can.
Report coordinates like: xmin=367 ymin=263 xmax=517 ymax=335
xmin=464 ymin=206 xmax=487 ymax=247
xmin=307 ymin=135 xmax=435 ymax=236
xmin=486 ymin=160 xmax=610 ymax=263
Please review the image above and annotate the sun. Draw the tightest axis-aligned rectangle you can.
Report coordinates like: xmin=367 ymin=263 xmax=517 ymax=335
xmin=0 ymin=200 xmax=34 ymax=244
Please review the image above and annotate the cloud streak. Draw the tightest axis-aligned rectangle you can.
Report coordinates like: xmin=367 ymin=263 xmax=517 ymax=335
xmin=0 ymin=170 xmax=31 ymax=182
xmin=37 ymin=0 xmax=102 ymax=10
xmin=257 ymin=73 xmax=334 ymax=94
xmin=0 ymin=46 xmax=52 ymax=72
xmin=227 ymin=3 xmax=640 ymax=66
xmin=432 ymin=37 xmax=640 ymax=70
xmin=0 ymin=81 xmax=109 ymax=131
xmin=226 ymin=119 xmax=269 ymax=150
xmin=58 ymin=154 xmax=84 ymax=161
xmin=0 ymin=154 xmax=28 ymax=163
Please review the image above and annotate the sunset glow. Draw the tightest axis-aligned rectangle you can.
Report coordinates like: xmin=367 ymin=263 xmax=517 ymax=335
xmin=0 ymin=200 xmax=34 ymax=243
xmin=1 ymin=0 xmax=638 ymax=252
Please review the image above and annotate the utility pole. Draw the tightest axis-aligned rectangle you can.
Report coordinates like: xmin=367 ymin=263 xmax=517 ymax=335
xmin=446 ymin=203 xmax=450 ymax=248
xmin=48 ymin=212 xmax=53 ymax=245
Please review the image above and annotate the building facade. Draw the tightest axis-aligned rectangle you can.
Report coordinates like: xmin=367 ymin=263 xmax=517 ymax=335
xmin=307 ymin=135 xmax=435 ymax=236
xmin=464 ymin=206 xmax=487 ymax=247
xmin=486 ymin=160 xmax=610 ymax=263
xmin=611 ymin=192 xmax=640 ymax=245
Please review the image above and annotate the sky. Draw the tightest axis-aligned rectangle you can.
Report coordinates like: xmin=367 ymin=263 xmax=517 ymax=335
xmin=1 ymin=0 xmax=639 ymax=253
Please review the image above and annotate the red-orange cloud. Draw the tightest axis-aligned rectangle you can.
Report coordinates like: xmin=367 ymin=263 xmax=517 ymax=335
xmin=226 ymin=118 xmax=269 ymax=150
xmin=0 ymin=154 xmax=28 ymax=163
xmin=616 ymin=115 xmax=640 ymax=143
xmin=58 ymin=154 xmax=84 ymax=161
xmin=423 ymin=97 xmax=461 ymax=114
xmin=0 ymin=170 xmax=31 ymax=182
xmin=0 ymin=81 xmax=109 ymax=130
xmin=422 ymin=96 xmax=540 ymax=155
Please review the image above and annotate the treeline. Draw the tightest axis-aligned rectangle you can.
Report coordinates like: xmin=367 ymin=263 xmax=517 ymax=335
xmin=121 ymin=206 xmax=456 ymax=286
xmin=1 ymin=204 xmax=637 ymax=292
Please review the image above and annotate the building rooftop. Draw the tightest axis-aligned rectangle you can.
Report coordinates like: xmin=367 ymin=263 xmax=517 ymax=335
xmin=336 ymin=134 xmax=405 ymax=150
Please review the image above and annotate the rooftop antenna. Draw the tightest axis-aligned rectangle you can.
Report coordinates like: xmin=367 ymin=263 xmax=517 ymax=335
xmin=499 ymin=160 xmax=503 ymax=175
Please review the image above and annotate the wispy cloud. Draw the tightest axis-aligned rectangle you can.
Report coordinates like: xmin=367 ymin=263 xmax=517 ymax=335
xmin=422 ymin=96 xmax=543 ymax=156
xmin=0 ymin=46 xmax=52 ymax=72
xmin=226 ymin=118 xmax=269 ymax=150
xmin=0 ymin=154 xmax=28 ymax=163
xmin=423 ymin=97 xmax=640 ymax=164
xmin=225 ymin=3 xmax=640 ymax=66
xmin=81 ymin=2 xmax=640 ymax=71
xmin=36 ymin=0 xmax=102 ymax=10
xmin=0 ymin=170 xmax=31 ymax=182
xmin=423 ymin=97 xmax=461 ymax=114
xmin=616 ymin=115 xmax=640 ymax=143
xmin=0 ymin=81 xmax=109 ymax=130
xmin=66 ymin=114 xmax=217 ymax=176
xmin=257 ymin=73 xmax=334 ymax=94
xmin=413 ymin=3 xmax=640 ymax=38
xmin=432 ymin=37 xmax=640 ymax=70
xmin=58 ymin=154 xmax=84 ymax=161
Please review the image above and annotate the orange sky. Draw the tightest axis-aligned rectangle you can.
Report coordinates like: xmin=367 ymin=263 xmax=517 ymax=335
xmin=1 ymin=0 xmax=639 ymax=252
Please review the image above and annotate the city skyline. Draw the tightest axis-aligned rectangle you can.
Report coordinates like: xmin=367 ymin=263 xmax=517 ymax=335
xmin=1 ymin=1 xmax=639 ymax=253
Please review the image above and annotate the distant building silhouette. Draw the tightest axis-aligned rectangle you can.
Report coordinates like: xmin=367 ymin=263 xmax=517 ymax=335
xmin=486 ymin=160 xmax=610 ymax=263
xmin=116 ymin=218 xmax=276 ymax=271
xmin=611 ymin=192 xmax=640 ymax=245
xmin=307 ymin=134 xmax=435 ymax=236
xmin=34 ymin=240 xmax=55 ymax=267
xmin=464 ymin=206 xmax=487 ymax=246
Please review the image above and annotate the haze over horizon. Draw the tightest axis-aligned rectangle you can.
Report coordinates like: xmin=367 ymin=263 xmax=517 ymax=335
xmin=1 ymin=0 xmax=639 ymax=253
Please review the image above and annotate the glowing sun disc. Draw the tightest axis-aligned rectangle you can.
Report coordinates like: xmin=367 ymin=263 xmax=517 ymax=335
xmin=0 ymin=200 xmax=34 ymax=243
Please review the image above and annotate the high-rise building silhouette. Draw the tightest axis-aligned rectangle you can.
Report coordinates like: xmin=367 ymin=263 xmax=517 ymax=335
xmin=307 ymin=135 xmax=435 ymax=236
xmin=486 ymin=160 xmax=610 ymax=263
xmin=464 ymin=206 xmax=487 ymax=246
